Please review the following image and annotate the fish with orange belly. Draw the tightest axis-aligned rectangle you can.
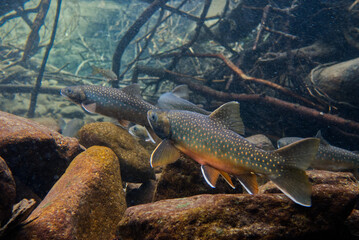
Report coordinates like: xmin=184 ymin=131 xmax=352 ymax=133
xmin=147 ymin=101 xmax=320 ymax=207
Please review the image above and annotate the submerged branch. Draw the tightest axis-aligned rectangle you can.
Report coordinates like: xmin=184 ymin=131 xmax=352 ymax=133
xmin=111 ymin=0 xmax=169 ymax=88
xmin=134 ymin=65 xmax=359 ymax=134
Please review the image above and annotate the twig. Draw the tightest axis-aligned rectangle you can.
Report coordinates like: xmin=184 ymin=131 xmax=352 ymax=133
xmin=111 ymin=0 xmax=169 ymax=88
xmin=134 ymin=65 xmax=359 ymax=134
xmin=27 ymin=0 xmax=62 ymax=118
xmin=21 ymin=0 xmax=51 ymax=62
xmin=158 ymin=52 xmax=323 ymax=110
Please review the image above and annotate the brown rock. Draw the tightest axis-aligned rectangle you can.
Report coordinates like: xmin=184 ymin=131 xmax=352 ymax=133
xmin=246 ymin=134 xmax=275 ymax=151
xmin=12 ymin=146 xmax=127 ymax=240
xmin=345 ymin=209 xmax=359 ymax=238
xmin=0 ymin=156 xmax=16 ymax=225
xmin=153 ymin=156 xmax=242 ymax=202
xmin=311 ymin=57 xmax=359 ymax=106
xmin=117 ymin=170 xmax=359 ymax=240
xmin=78 ymin=122 xmax=155 ymax=183
xmin=0 ymin=111 xmax=83 ymax=197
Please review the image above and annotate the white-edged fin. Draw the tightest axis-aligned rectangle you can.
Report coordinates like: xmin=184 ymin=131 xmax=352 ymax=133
xmin=144 ymin=128 xmax=156 ymax=144
xmin=150 ymin=139 xmax=180 ymax=167
xmin=209 ymin=101 xmax=245 ymax=135
xmin=171 ymin=85 xmax=189 ymax=100
xmin=219 ymin=170 xmax=235 ymax=189
xmin=315 ymin=130 xmax=329 ymax=146
xmin=81 ymin=103 xmax=97 ymax=113
xmin=122 ymin=84 xmax=142 ymax=98
xmin=236 ymin=173 xmax=258 ymax=194
xmin=269 ymin=168 xmax=312 ymax=207
xmin=201 ymin=165 xmax=220 ymax=188
xmin=274 ymin=138 xmax=320 ymax=170
xmin=146 ymin=126 xmax=162 ymax=144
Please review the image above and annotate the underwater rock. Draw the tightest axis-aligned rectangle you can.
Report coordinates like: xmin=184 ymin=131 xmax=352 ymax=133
xmin=78 ymin=122 xmax=155 ymax=183
xmin=0 ymin=156 xmax=16 ymax=225
xmin=117 ymin=170 xmax=358 ymax=240
xmin=345 ymin=209 xmax=359 ymax=237
xmin=126 ymin=180 xmax=156 ymax=207
xmin=311 ymin=57 xmax=359 ymax=106
xmin=153 ymin=156 xmax=242 ymax=202
xmin=246 ymin=134 xmax=275 ymax=151
xmin=12 ymin=146 xmax=126 ymax=240
xmin=60 ymin=105 xmax=85 ymax=119
xmin=0 ymin=111 xmax=83 ymax=198
xmin=30 ymin=117 xmax=62 ymax=133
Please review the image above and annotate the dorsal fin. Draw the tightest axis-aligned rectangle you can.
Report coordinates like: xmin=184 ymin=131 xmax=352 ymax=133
xmin=171 ymin=85 xmax=189 ymax=100
xmin=122 ymin=84 xmax=142 ymax=98
xmin=315 ymin=130 xmax=329 ymax=146
xmin=209 ymin=101 xmax=245 ymax=135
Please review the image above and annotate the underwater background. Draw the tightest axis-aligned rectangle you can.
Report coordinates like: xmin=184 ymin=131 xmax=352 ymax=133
xmin=0 ymin=0 xmax=359 ymax=239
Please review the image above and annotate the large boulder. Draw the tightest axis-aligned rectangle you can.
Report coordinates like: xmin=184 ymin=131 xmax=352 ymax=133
xmin=117 ymin=170 xmax=359 ymax=240
xmin=0 ymin=111 xmax=83 ymax=197
xmin=78 ymin=122 xmax=155 ymax=183
xmin=11 ymin=146 xmax=127 ymax=240
xmin=0 ymin=156 xmax=16 ymax=225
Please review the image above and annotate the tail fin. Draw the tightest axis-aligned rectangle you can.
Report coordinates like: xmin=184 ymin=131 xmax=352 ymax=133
xmin=269 ymin=138 xmax=320 ymax=207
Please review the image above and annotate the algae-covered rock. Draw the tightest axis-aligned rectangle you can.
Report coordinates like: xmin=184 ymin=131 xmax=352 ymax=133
xmin=0 ymin=111 xmax=83 ymax=197
xmin=78 ymin=122 xmax=155 ymax=183
xmin=0 ymin=156 xmax=16 ymax=225
xmin=153 ymin=156 xmax=242 ymax=202
xmin=12 ymin=146 xmax=126 ymax=240
xmin=117 ymin=170 xmax=359 ymax=240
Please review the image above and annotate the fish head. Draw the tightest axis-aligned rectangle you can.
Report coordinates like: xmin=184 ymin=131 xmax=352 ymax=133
xmin=60 ymin=86 xmax=87 ymax=104
xmin=147 ymin=109 xmax=171 ymax=139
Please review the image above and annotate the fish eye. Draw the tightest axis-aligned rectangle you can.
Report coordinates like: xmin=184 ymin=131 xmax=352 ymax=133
xmin=151 ymin=113 xmax=158 ymax=122
xmin=133 ymin=126 xmax=138 ymax=131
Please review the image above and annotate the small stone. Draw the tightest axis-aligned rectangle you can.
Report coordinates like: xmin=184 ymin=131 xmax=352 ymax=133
xmin=0 ymin=156 xmax=16 ymax=225
xmin=117 ymin=170 xmax=359 ymax=239
xmin=61 ymin=105 xmax=85 ymax=118
xmin=153 ymin=156 xmax=242 ymax=202
xmin=246 ymin=134 xmax=275 ymax=151
xmin=0 ymin=111 xmax=83 ymax=197
xmin=12 ymin=146 xmax=127 ymax=240
xmin=78 ymin=122 xmax=155 ymax=183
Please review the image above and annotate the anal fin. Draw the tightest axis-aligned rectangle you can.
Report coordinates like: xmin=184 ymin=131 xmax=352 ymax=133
xmin=150 ymin=139 xmax=180 ymax=167
xmin=236 ymin=173 xmax=258 ymax=194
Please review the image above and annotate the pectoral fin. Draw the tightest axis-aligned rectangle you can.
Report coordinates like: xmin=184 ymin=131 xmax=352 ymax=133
xmin=201 ymin=165 xmax=220 ymax=188
xmin=236 ymin=173 xmax=258 ymax=194
xmin=150 ymin=139 xmax=180 ymax=167
xmin=118 ymin=119 xmax=131 ymax=128
xmin=81 ymin=103 xmax=97 ymax=113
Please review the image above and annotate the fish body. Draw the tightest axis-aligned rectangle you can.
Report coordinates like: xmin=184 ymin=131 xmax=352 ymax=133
xmin=148 ymin=102 xmax=320 ymax=207
xmin=277 ymin=133 xmax=359 ymax=171
xmin=62 ymin=118 xmax=84 ymax=137
xmin=91 ymin=66 xmax=118 ymax=81
xmin=61 ymin=84 xmax=157 ymax=128
xmin=157 ymin=85 xmax=210 ymax=115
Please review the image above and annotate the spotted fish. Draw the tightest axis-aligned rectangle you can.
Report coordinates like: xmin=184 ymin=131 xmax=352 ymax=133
xmin=277 ymin=131 xmax=359 ymax=172
xmin=61 ymin=84 xmax=159 ymax=141
xmin=157 ymin=85 xmax=210 ymax=115
xmin=147 ymin=102 xmax=320 ymax=206
xmin=91 ymin=65 xmax=118 ymax=81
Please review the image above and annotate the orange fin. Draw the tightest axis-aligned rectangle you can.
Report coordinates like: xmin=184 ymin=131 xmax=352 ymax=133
xmin=236 ymin=173 xmax=258 ymax=194
xmin=219 ymin=170 xmax=235 ymax=189
xmin=201 ymin=165 xmax=220 ymax=188
xmin=118 ymin=119 xmax=130 ymax=128
xmin=150 ymin=139 xmax=180 ymax=167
